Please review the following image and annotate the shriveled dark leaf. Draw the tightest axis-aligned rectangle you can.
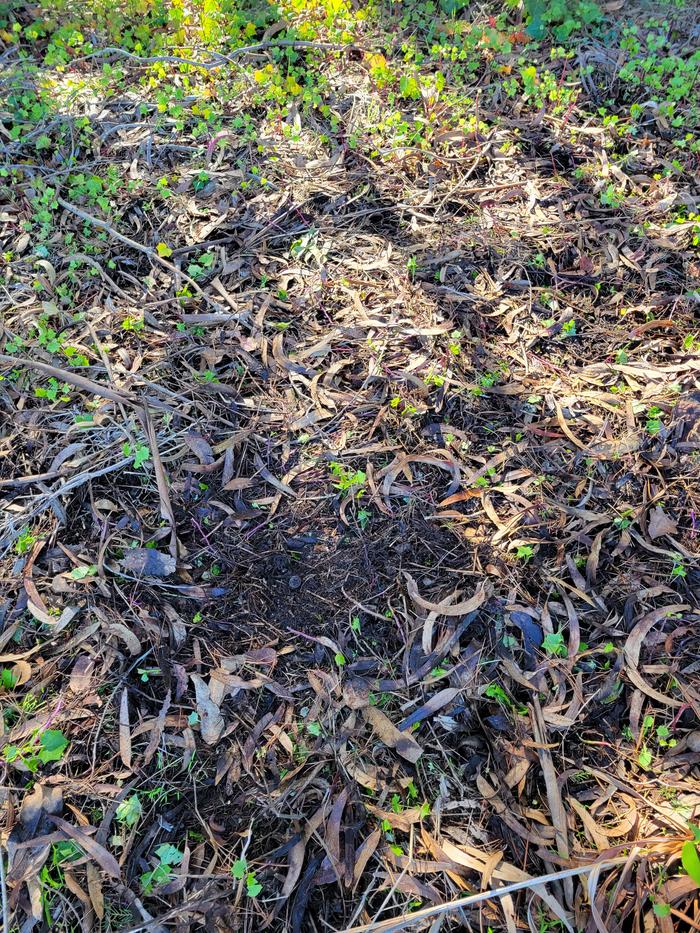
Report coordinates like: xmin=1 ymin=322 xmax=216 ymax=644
xmin=120 ymin=548 xmax=176 ymax=577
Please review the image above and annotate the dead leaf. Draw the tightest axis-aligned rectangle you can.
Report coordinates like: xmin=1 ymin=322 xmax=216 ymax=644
xmin=69 ymin=655 xmax=94 ymax=693
xmin=86 ymin=862 xmax=104 ymax=918
xmin=343 ymin=677 xmax=371 ymax=709
xmin=106 ymin=623 xmax=142 ymax=655
xmin=49 ymin=817 xmax=120 ymax=878
xmin=352 ymin=829 xmax=381 ymax=889
xmin=363 ymin=706 xmax=422 ymax=763
xmin=404 ymin=573 xmax=491 ymax=617
xmin=324 ymin=788 xmax=348 ymax=884
xmin=674 ymin=390 xmax=700 ymax=441
xmin=10 ymin=659 xmax=31 ymax=687
xmin=531 ymin=698 xmax=573 ymax=906
xmin=624 ymin=604 xmax=689 ymax=668
xmin=281 ymin=838 xmax=306 ymax=901
xmin=143 ymin=690 xmax=171 ymax=765
xmin=191 ymin=673 xmax=224 ymax=744
xmin=648 ymin=506 xmax=678 ymax=540
xmin=119 ymin=688 xmax=132 ymax=769
xmin=27 ymin=601 xmax=79 ymax=630
xmin=367 ymin=805 xmax=426 ymax=832
xmin=398 ymin=688 xmax=461 ymax=731
xmin=184 ymin=431 xmax=214 ymax=464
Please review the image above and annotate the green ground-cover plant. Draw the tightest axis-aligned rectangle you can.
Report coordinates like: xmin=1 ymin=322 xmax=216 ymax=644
xmin=2 ymin=728 xmax=69 ymax=772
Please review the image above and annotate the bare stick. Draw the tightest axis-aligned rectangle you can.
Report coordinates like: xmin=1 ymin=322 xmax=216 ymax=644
xmin=0 ymin=843 xmax=10 ymax=933
xmin=0 ymin=355 xmax=177 ymax=549
xmin=55 ymin=198 xmax=221 ymax=309
xmin=77 ymin=40 xmax=359 ymax=70
xmin=340 ymin=858 xmax=628 ymax=933
xmin=0 ymin=353 xmax=138 ymax=406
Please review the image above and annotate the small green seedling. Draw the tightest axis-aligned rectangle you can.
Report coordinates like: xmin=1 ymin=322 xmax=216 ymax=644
xmin=637 ymin=714 xmax=656 ymax=769
xmin=682 ymin=824 xmax=700 ymax=889
xmin=35 ymin=378 xmax=70 ymax=402
xmin=1 ymin=668 xmax=18 ymax=690
xmin=231 ymin=857 xmax=262 ymax=897
xmin=192 ymin=171 xmax=211 ymax=192
xmin=671 ymin=555 xmax=687 ymax=580
xmin=116 ymin=794 xmax=143 ymax=827
xmin=15 ymin=527 xmax=36 ymax=555
xmin=357 ymin=508 xmax=371 ymax=529
xmin=121 ymin=315 xmax=144 ymax=333
xmin=3 ymin=728 xmax=69 ymax=772
xmin=515 ymin=544 xmax=534 ymax=562
xmin=485 ymin=683 xmax=509 ymax=705
xmin=645 ymin=406 xmax=663 ymax=436
xmin=655 ymin=725 xmax=677 ymax=749
xmin=542 ymin=630 xmax=567 ymax=658
xmin=69 ymin=564 xmax=98 ymax=579
xmin=613 ymin=510 xmax=634 ymax=530
xmin=329 ymin=462 xmax=366 ymax=497
xmin=600 ymin=184 xmax=623 ymax=208
xmin=187 ymin=252 xmax=215 ymax=280
xmin=484 ymin=683 xmax=528 ymax=715
xmin=123 ymin=442 xmax=151 ymax=469
xmin=40 ymin=840 xmax=83 ymax=893
xmin=141 ymin=843 xmax=183 ymax=893
xmin=448 ymin=330 xmax=462 ymax=356
xmin=390 ymin=396 xmax=417 ymax=416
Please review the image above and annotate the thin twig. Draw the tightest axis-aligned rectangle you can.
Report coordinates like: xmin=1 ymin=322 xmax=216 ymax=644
xmin=0 ymin=842 xmax=9 ymax=933
xmin=0 ymin=353 xmax=139 ymax=406
xmin=55 ymin=198 xmax=222 ymax=310
xmin=76 ymin=40 xmax=361 ymax=70
xmin=0 ymin=354 xmax=178 ymax=550
xmin=0 ymin=469 xmax=62 ymax=488
xmin=0 ymin=457 xmax=132 ymax=555
xmin=63 ymin=252 xmax=133 ymax=300
xmin=435 ymin=139 xmax=495 ymax=213
xmin=340 ymin=858 xmax=628 ymax=933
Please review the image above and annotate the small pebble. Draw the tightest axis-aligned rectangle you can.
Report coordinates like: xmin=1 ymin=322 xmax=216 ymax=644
xmin=288 ymin=574 xmax=302 ymax=590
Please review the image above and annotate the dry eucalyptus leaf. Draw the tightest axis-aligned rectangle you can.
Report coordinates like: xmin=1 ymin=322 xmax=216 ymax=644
xmin=363 ymin=706 xmax=422 ymax=763
xmin=675 ymin=390 xmax=700 ymax=441
xmin=343 ymin=677 xmax=371 ymax=710
xmin=191 ymin=673 xmax=225 ymax=745
xmin=69 ymin=656 xmax=94 ymax=693
xmin=648 ymin=506 xmax=678 ymax=540
xmin=184 ymin=431 xmax=215 ymax=465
